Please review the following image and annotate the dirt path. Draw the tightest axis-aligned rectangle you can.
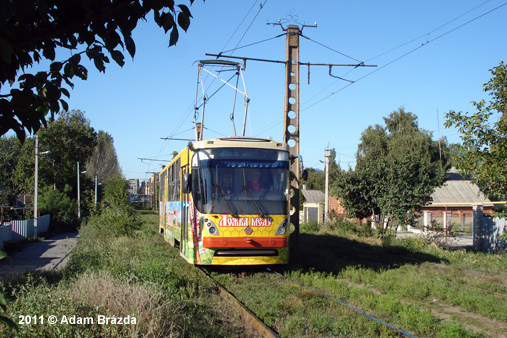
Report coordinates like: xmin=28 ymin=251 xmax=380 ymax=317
xmin=0 ymin=233 xmax=78 ymax=277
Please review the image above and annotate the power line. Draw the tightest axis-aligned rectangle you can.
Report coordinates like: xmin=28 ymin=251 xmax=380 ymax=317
xmin=301 ymin=1 xmax=507 ymax=112
xmin=218 ymin=34 xmax=285 ymax=56
xmin=228 ymin=0 xmax=269 ymax=57
xmin=219 ymin=0 xmax=259 ymax=54
xmin=365 ymin=0 xmax=494 ymax=62
xmin=203 ymin=126 xmax=229 ymax=137
xmin=252 ymin=2 xmax=506 ymax=151
xmin=162 ymin=1 xmax=269 ymax=145
xmin=300 ymin=34 xmax=363 ymax=63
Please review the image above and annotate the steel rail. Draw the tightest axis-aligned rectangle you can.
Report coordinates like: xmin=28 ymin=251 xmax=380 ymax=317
xmin=266 ymin=268 xmax=417 ymax=338
xmin=197 ymin=267 xmax=280 ymax=338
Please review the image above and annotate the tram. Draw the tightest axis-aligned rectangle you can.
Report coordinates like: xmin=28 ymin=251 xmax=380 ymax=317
xmin=159 ymin=136 xmax=291 ymax=265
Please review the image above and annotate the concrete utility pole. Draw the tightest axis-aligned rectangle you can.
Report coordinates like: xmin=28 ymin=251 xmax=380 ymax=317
xmin=77 ymin=162 xmax=81 ymax=218
xmin=283 ymin=25 xmax=301 ymax=238
xmin=206 ymin=20 xmax=376 ymax=239
xmin=34 ymin=134 xmax=50 ymax=237
xmin=94 ymin=175 xmax=98 ymax=209
xmin=34 ymin=134 xmax=39 ymax=237
xmin=324 ymin=146 xmax=330 ymax=223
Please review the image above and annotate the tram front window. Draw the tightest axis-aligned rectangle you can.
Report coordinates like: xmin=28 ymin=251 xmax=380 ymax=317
xmin=192 ymin=148 xmax=289 ymax=215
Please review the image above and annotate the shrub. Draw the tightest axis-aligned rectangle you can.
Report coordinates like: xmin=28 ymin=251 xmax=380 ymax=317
xmin=92 ymin=174 xmax=140 ymax=236
xmin=331 ymin=217 xmax=372 ymax=237
xmin=38 ymin=185 xmax=79 ymax=232
xmin=102 ymin=174 xmax=131 ymax=209
xmin=301 ymin=221 xmax=319 ymax=233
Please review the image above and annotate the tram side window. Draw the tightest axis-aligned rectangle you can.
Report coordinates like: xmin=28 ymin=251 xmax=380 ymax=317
xmin=159 ymin=171 xmax=166 ymax=201
xmin=169 ymin=166 xmax=174 ymax=202
xmin=167 ymin=159 xmax=181 ymax=202
xmin=174 ymin=159 xmax=180 ymax=200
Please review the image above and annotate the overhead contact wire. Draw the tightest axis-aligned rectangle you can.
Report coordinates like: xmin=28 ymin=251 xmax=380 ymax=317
xmin=229 ymin=0 xmax=269 ymax=56
xmin=219 ymin=34 xmax=285 ymax=56
xmin=302 ymin=1 xmax=507 ymax=112
xmin=366 ymin=0 xmax=494 ymax=62
xmin=300 ymin=34 xmax=363 ymax=63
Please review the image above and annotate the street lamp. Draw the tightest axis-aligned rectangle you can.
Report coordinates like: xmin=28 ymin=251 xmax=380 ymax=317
xmin=94 ymin=176 xmax=102 ymax=209
xmin=319 ymin=146 xmax=330 ymax=224
xmin=77 ymin=162 xmax=87 ymax=218
xmin=34 ymin=134 xmax=50 ymax=237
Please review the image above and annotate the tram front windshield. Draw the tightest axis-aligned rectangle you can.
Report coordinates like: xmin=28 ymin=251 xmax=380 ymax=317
xmin=191 ymin=148 xmax=289 ymax=215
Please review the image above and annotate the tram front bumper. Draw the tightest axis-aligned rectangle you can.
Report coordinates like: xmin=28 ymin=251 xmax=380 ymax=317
xmin=203 ymin=236 xmax=287 ymax=248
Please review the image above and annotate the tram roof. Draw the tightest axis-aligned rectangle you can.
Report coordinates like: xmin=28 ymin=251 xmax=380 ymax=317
xmin=191 ymin=137 xmax=289 ymax=151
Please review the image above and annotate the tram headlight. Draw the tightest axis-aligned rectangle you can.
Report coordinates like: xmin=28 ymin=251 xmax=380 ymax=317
xmin=204 ymin=217 xmax=219 ymax=236
xmin=276 ymin=218 xmax=288 ymax=235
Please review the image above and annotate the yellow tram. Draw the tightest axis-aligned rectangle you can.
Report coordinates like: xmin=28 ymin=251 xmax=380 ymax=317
xmin=159 ymin=136 xmax=291 ymax=265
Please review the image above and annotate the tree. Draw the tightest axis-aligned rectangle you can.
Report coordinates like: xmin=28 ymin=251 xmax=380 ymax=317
xmin=13 ymin=110 xmax=97 ymax=195
xmin=98 ymin=173 xmax=139 ymax=235
xmin=0 ymin=136 xmax=22 ymax=214
xmin=38 ymin=184 xmax=79 ymax=231
xmin=102 ymin=173 xmax=131 ymax=208
xmin=445 ymin=61 xmax=507 ymax=201
xmin=329 ymin=148 xmax=339 ymax=170
xmin=304 ymin=168 xmax=325 ymax=191
xmin=86 ymin=131 xmax=121 ymax=185
xmin=303 ymin=148 xmax=340 ymax=192
xmin=0 ymin=0 xmax=195 ymax=141
xmin=333 ymin=108 xmax=449 ymax=236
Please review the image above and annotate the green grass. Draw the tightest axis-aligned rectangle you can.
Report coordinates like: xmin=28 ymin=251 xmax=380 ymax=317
xmin=0 ymin=210 xmax=250 ymax=338
xmin=210 ymin=220 xmax=506 ymax=337
xmin=1 ymin=214 xmax=506 ymax=337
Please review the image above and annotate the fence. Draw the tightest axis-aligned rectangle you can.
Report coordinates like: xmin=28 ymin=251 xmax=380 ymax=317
xmin=416 ymin=211 xmax=474 ymax=234
xmin=0 ymin=215 xmax=50 ymax=249
xmin=416 ymin=207 xmax=506 ymax=252
xmin=473 ymin=206 xmax=507 ymax=252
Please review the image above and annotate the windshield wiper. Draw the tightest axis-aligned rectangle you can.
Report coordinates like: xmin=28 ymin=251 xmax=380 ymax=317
xmin=214 ymin=182 xmax=238 ymax=217
xmin=243 ymin=185 xmax=266 ymax=217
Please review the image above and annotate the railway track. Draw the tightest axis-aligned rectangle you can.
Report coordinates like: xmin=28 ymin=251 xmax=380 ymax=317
xmin=198 ymin=267 xmax=280 ymax=338
xmin=198 ymin=266 xmax=416 ymax=338
xmin=186 ymin=233 xmax=504 ymax=337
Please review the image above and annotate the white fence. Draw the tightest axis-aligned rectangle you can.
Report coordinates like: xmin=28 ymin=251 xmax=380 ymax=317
xmin=418 ymin=207 xmax=506 ymax=252
xmin=473 ymin=208 xmax=507 ymax=252
xmin=0 ymin=215 xmax=50 ymax=249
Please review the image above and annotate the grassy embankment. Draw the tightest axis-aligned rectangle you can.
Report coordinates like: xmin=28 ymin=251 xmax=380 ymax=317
xmin=1 ymin=212 xmax=507 ymax=337
xmin=0 ymin=210 xmax=248 ymax=338
xmin=210 ymin=221 xmax=507 ymax=338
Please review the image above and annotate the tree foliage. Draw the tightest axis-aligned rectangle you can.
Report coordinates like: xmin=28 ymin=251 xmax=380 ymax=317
xmin=0 ymin=136 xmax=22 ymax=210
xmin=102 ymin=173 xmax=131 ymax=208
xmin=445 ymin=61 xmax=507 ymax=201
xmin=304 ymin=169 xmax=325 ymax=191
xmin=97 ymin=173 xmax=139 ymax=235
xmin=328 ymin=148 xmax=339 ymax=170
xmin=303 ymin=148 xmax=340 ymax=192
xmin=13 ymin=110 xmax=97 ymax=195
xmin=333 ymin=108 xmax=449 ymax=235
xmin=86 ymin=130 xmax=121 ymax=185
xmin=0 ymin=0 xmax=195 ymax=141
xmin=38 ymin=184 xmax=79 ymax=231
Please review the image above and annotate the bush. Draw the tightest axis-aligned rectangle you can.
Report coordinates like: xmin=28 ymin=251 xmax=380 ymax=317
xmin=301 ymin=221 xmax=319 ymax=233
xmin=102 ymin=174 xmax=131 ymax=209
xmin=330 ymin=217 xmax=373 ymax=237
xmin=90 ymin=174 xmax=140 ymax=236
xmin=38 ymin=185 xmax=79 ymax=232
xmin=95 ymin=205 xmax=140 ymax=236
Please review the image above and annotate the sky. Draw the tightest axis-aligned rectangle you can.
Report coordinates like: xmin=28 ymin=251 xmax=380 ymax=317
xmin=17 ymin=0 xmax=507 ymax=182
